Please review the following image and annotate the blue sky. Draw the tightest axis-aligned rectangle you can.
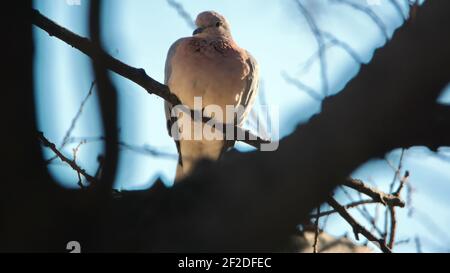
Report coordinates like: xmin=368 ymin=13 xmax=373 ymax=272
xmin=33 ymin=0 xmax=449 ymax=252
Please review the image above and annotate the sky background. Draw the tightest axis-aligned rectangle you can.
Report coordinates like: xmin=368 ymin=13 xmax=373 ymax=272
xmin=33 ymin=0 xmax=450 ymax=252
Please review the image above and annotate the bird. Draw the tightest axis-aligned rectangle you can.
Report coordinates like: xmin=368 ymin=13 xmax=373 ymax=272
xmin=164 ymin=11 xmax=259 ymax=181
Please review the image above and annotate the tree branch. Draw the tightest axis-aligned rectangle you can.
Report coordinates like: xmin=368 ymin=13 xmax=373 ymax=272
xmin=6 ymin=0 xmax=449 ymax=252
xmin=311 ymin=199 xmax=394 ymax=218
xmin=31 ymin=8 xmax=270 ymax=149
xmin=327 ymin=197 xmax=391 ymax=253
xmin=89 ymin=0 xmax=119 ymax=193
xmin=31 ymin=9 xmax=178 ymax=105
xmin=343 ymin=179 xmax=405 ymax=208
xmin=38 ymin=131 xmax=97 ymax=185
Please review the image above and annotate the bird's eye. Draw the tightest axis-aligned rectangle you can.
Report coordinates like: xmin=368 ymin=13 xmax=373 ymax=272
xmin=216 ymin=22 xmax=222 ymax=27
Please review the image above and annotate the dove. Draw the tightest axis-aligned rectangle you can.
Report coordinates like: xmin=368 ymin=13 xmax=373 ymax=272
xmin=164 ymin=11 xmax=259 ymax=181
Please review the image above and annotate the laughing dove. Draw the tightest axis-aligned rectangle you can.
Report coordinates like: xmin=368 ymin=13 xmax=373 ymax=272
xmin=164 ymin=11 xmax=259 ymax=181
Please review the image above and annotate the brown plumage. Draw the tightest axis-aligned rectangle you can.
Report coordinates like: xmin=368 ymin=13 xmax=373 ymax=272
xmin=164 ymin=11 xmax=259 ymax=181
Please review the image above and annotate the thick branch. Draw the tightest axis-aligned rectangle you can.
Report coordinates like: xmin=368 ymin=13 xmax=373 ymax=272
xmin=31 ymin=9 xmax=178 ymax=105
xmin=132 ymin=1 xmax=450 ymax=251
xmin=89 ymin=0 xmax=119 ymax=193
xmin=7 ymin=1 xmax=449 ymax=252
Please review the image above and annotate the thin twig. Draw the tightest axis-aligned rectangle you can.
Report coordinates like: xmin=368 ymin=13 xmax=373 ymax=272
xmin=298 ymin=32 xmax=363 ymax=79
xmin=341 ymin=186 xmax=384 ymax=237
xmin=65 ymin=136 xmax=187 ymax=161
xmin=38 ymin=131 xmax=97 ymax=185
xmin=282 ymin=71 xmax=323 ymax=101
xmin=330 ymin=0 xmax=389 ymax=39
xmin=311 ymin=199 xmax=379 ymax=218
xmin=166 ymin=0 xmax=196 ymax=29
xmin=313 ymin=206 xmax=320 ymax=253
xmin=61 ymin=81 xmax=96 ymax=147
xmin=72 ymin=140 xmax=87 ymax=188
xmin=384 ymin=149 xmax=405 ymax=246
xmin=394 ymin=170 xmax=410 ymax=196
xmin=118 ymin=141 xmax=180 ymax=160
xmin=415 ymin=236 xmax=422 ymax=253
xmin=327 ymin=197 xmax=391 ymax=253
xmin=343 ymin=178 xmax=405 ymax=207
xmin=294 ymin=0 xmax=329 ymax=96
xmin=387 ymin=206 xmax=397 ymax=249
xmin=46 ymin=81 xmax=97 ymax=165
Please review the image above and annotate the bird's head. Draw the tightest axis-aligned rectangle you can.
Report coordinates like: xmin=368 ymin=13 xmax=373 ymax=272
xmin=193 ymin=11 xmax=232 ymax=38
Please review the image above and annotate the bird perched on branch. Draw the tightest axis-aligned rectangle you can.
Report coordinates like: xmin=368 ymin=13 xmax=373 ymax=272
xmin=164 ymin=11 xmax=259 ymax=181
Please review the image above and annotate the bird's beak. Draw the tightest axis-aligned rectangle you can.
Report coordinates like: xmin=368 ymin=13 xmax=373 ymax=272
xmin=193 ymin=27 xmax=204 ymax=35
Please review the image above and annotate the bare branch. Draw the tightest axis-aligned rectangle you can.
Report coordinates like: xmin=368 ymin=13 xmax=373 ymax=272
xmin=387 ymin=206 xmax=397 ymax=249
xmin=72 ymin=140 xmax=87 ymax=189
xmin=282 ymin=71 xmax=323 ymax=101
xmin=415 ymin=236 xmax=422 ymax=253
xmin=31 ymin=9 xmax=270 ymax=150
xmin=31 ymin=9 xmax=178 ymax=105
xmin=321 ymin=31 xmax=363 ymax=64
xmin=89 ymin=0 xmax=119 ymax=193
xmin=343 ymin=179 xmax=406 ymax=208
xmin=61 ymin=81 xmax=96 ymax=147
xmin=341 ymin=186 xmax=384 ymax=237
xmin=294 ymin=0 xmax=329 ymax=96
xmin=38 ymin=132 xmax=97 ymax=185
xmin=327 ymin=197 xmax=391 ymax=253
xmin=313 ymin=207 xmax=320 ymax=253
xmin=394 ymin=170 xmax=410 ymax=196
xmin=118 ymin=141 xmax=180 ymax=160
xmin=311 ymin=199 xmax=379 ymax=218
xmin=46 ymin=81 xmax=96 ymax=165
xmin=166 ymin=0 xmax=196 ymax=29
xmin=330 ymin=0 xmax=389 ymax=39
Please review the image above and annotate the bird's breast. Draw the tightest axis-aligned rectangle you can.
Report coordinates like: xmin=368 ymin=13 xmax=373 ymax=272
xmin=169 ymin=37 xmax=250 ymax=111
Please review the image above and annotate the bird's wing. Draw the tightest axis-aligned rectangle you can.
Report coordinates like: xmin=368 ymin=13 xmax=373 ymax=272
xmin=238 ymin=51 xmax=260 ymax=126
xmin=219 ymin=51 xmax=259 ymax=158
xmin=164 ymin=39 xmax=185 ymax=166
xmin=164 ymin=38 xmax=185 ymax=134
